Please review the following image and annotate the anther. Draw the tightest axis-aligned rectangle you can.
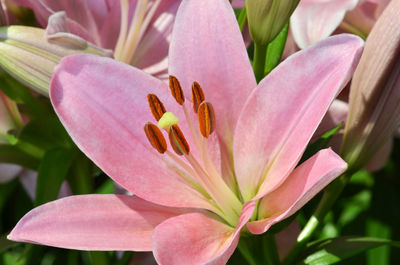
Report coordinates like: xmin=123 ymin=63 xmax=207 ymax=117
xmin=144 ymin=123 xmax=167 ymax=154
xmin=147 ymin=94 xmax=166 ymax=121
xmin=198 ymin=102 xmax=216 ymax=138
xmin=169 ymin=125 xmax=190 ymax=155
xmin=169 ymin=75 xmax=185 ymax=105
xmin=191 ymin=82 xmax=205 ymax=113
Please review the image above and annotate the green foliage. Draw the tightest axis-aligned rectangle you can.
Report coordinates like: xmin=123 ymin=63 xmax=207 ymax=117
xmin=299 ymin=237 xmax=400 ymax=265
xmin=265 ymin=23 xmax=289 ymax=74
xmin=35 ymin=148 xmax=73 ymax=206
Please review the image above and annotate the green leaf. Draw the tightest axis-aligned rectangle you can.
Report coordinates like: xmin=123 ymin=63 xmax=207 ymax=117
xmin=366 ymin=219 xmax=391 ymax=265
xmin=0 ymin=179 xmax=18 ymax=214
xmin=300 ymin=237 xmax=400 ymax=265
xmin=0 ymin=144 xmax=39 ymax=169
xmin=18 ymin=115 xmax=72 ymax=153
xmin=265 ymin=23 xmax=289 ymax=74
xmin=67 ymin=150 xmax=93 ymax=194
xmin=95 ymin=179 xmax=115 ymax=194
xmin=237 ymin=6 xmax=247 ymax=31
xmin=35 ymin=148 xmax=73 ymax=206
xmin=338 ymin=190 xmax=372 ymax=228
xmin=0 ymin=69 xmax=47 ymax=116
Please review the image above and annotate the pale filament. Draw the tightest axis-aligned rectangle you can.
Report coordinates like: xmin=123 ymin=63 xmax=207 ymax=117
xmin=164 ymin=150 xmax=227 ymax=218
xmin=115 ymin=0 xmax=161 ymax=64
xmin=177 ymin=100 xmax=243 ymax=226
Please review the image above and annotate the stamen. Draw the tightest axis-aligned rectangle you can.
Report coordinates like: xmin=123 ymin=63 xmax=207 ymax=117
xmin=169 ymin=125 xmax=190 ymax=155
xmin=191 ymin=82 xmax=205 ymax=113
xmin=114 ymin=0 xmax=129 ymax=61
xmin=147 ymin=94 xmax=166 ymax=121
xmin=144 ymin=122 xmax=167 ymax=154
xmin=169 ymin=75 xmax=185 ymax=105
xmin=198 ymin=102 xmax=216 ymax=138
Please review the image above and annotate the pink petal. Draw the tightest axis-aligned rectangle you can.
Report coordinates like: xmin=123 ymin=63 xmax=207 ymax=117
xmin=8 ymin=194 xmax=186 ymax=250
xmin=153 ymin=201 xmax=255 ymax=265
xmin=344 ymin=0 xmax=379 ymax=35
xmin=291 ymin=0 xmax=360 ymax=48
xmin=247 ymin=148 xmax=347 ymax=234
xmin=50 ymin=54 xmax=214 ymax=211
xmin=233 ymin=34 xmax=363 ymax=201
xmin=169 ymin=0 xmax=256 ymax=143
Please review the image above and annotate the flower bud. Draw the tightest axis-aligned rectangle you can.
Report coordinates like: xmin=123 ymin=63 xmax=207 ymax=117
xmin=0 ymin=91 xmax=22 ymax=144
xmin=341 ymin=0 xmax=400 ymax=171
xmin=0 ymin=25 xmax=108 ymax=95
xmin=246 ymin=0 xmax=300 ymax=45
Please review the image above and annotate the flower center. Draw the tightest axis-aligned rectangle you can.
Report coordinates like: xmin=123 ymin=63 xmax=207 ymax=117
xmin=114 ymin=0 xmax=161 ymax=64
xmin=143 ymin=76 xmax=243 ymax=227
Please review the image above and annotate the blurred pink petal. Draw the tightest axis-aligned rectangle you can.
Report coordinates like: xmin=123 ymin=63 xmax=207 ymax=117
xmin=343 ymin=0 xmax=390 ymax=36
xmin=0 ymin=163 xmax=22 ymax=183
xmin=8 ymin=194 xmax=186 ymax=251
xmin=275 ymin=221 xmax=301 ymax=261
xmin=291 ymin=0 xmax=359 ymax=48
xmin=231 ymin=0 xmax=245 ymax=9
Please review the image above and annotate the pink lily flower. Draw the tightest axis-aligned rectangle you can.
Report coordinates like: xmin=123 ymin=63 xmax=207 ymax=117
xmin=291 ymin=0 xmax=389 ymax=49
xmin=9 ymin=0 xmax=181 ymax=79
xmin=8 ymin=0 xmax=363 ymax=264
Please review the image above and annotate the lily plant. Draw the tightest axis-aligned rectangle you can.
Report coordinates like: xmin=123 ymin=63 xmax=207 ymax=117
xmin=8 ymin=0 xmax=364 ymax=264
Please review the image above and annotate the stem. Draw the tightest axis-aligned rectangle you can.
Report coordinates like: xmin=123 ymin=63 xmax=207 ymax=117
xmin=238 ymin=233 xmax=280 ymax=265
xmin=283 ymin=172 xmax=352 ymax=265
xmin=263 ymin=233 xmax=280 ymax=265
xmin=253 ymin=43 xmax=268 ymax=83
xmin=68 ymin=149 xmax=93 ymax=194
xmin=238 ymin=240 xmax=259 ymax=265
xmin=238 ymin=6 xmax=247 ymax=31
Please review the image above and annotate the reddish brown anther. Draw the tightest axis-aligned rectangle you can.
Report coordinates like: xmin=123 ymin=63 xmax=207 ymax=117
xmin=191 ymin=82 xmax=205 ymax=113
xmin=144 ymin=122 xmax=167 ymax=154
xmin=147 ymin=94 xmax=166 ymax=121
xmin=198 ymin=102 xmax=216 ymax=138
xmin=169 ymin=75 xmax=185 ymax=105
xmin=168 ymin=125 xmax=190 ymax=155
